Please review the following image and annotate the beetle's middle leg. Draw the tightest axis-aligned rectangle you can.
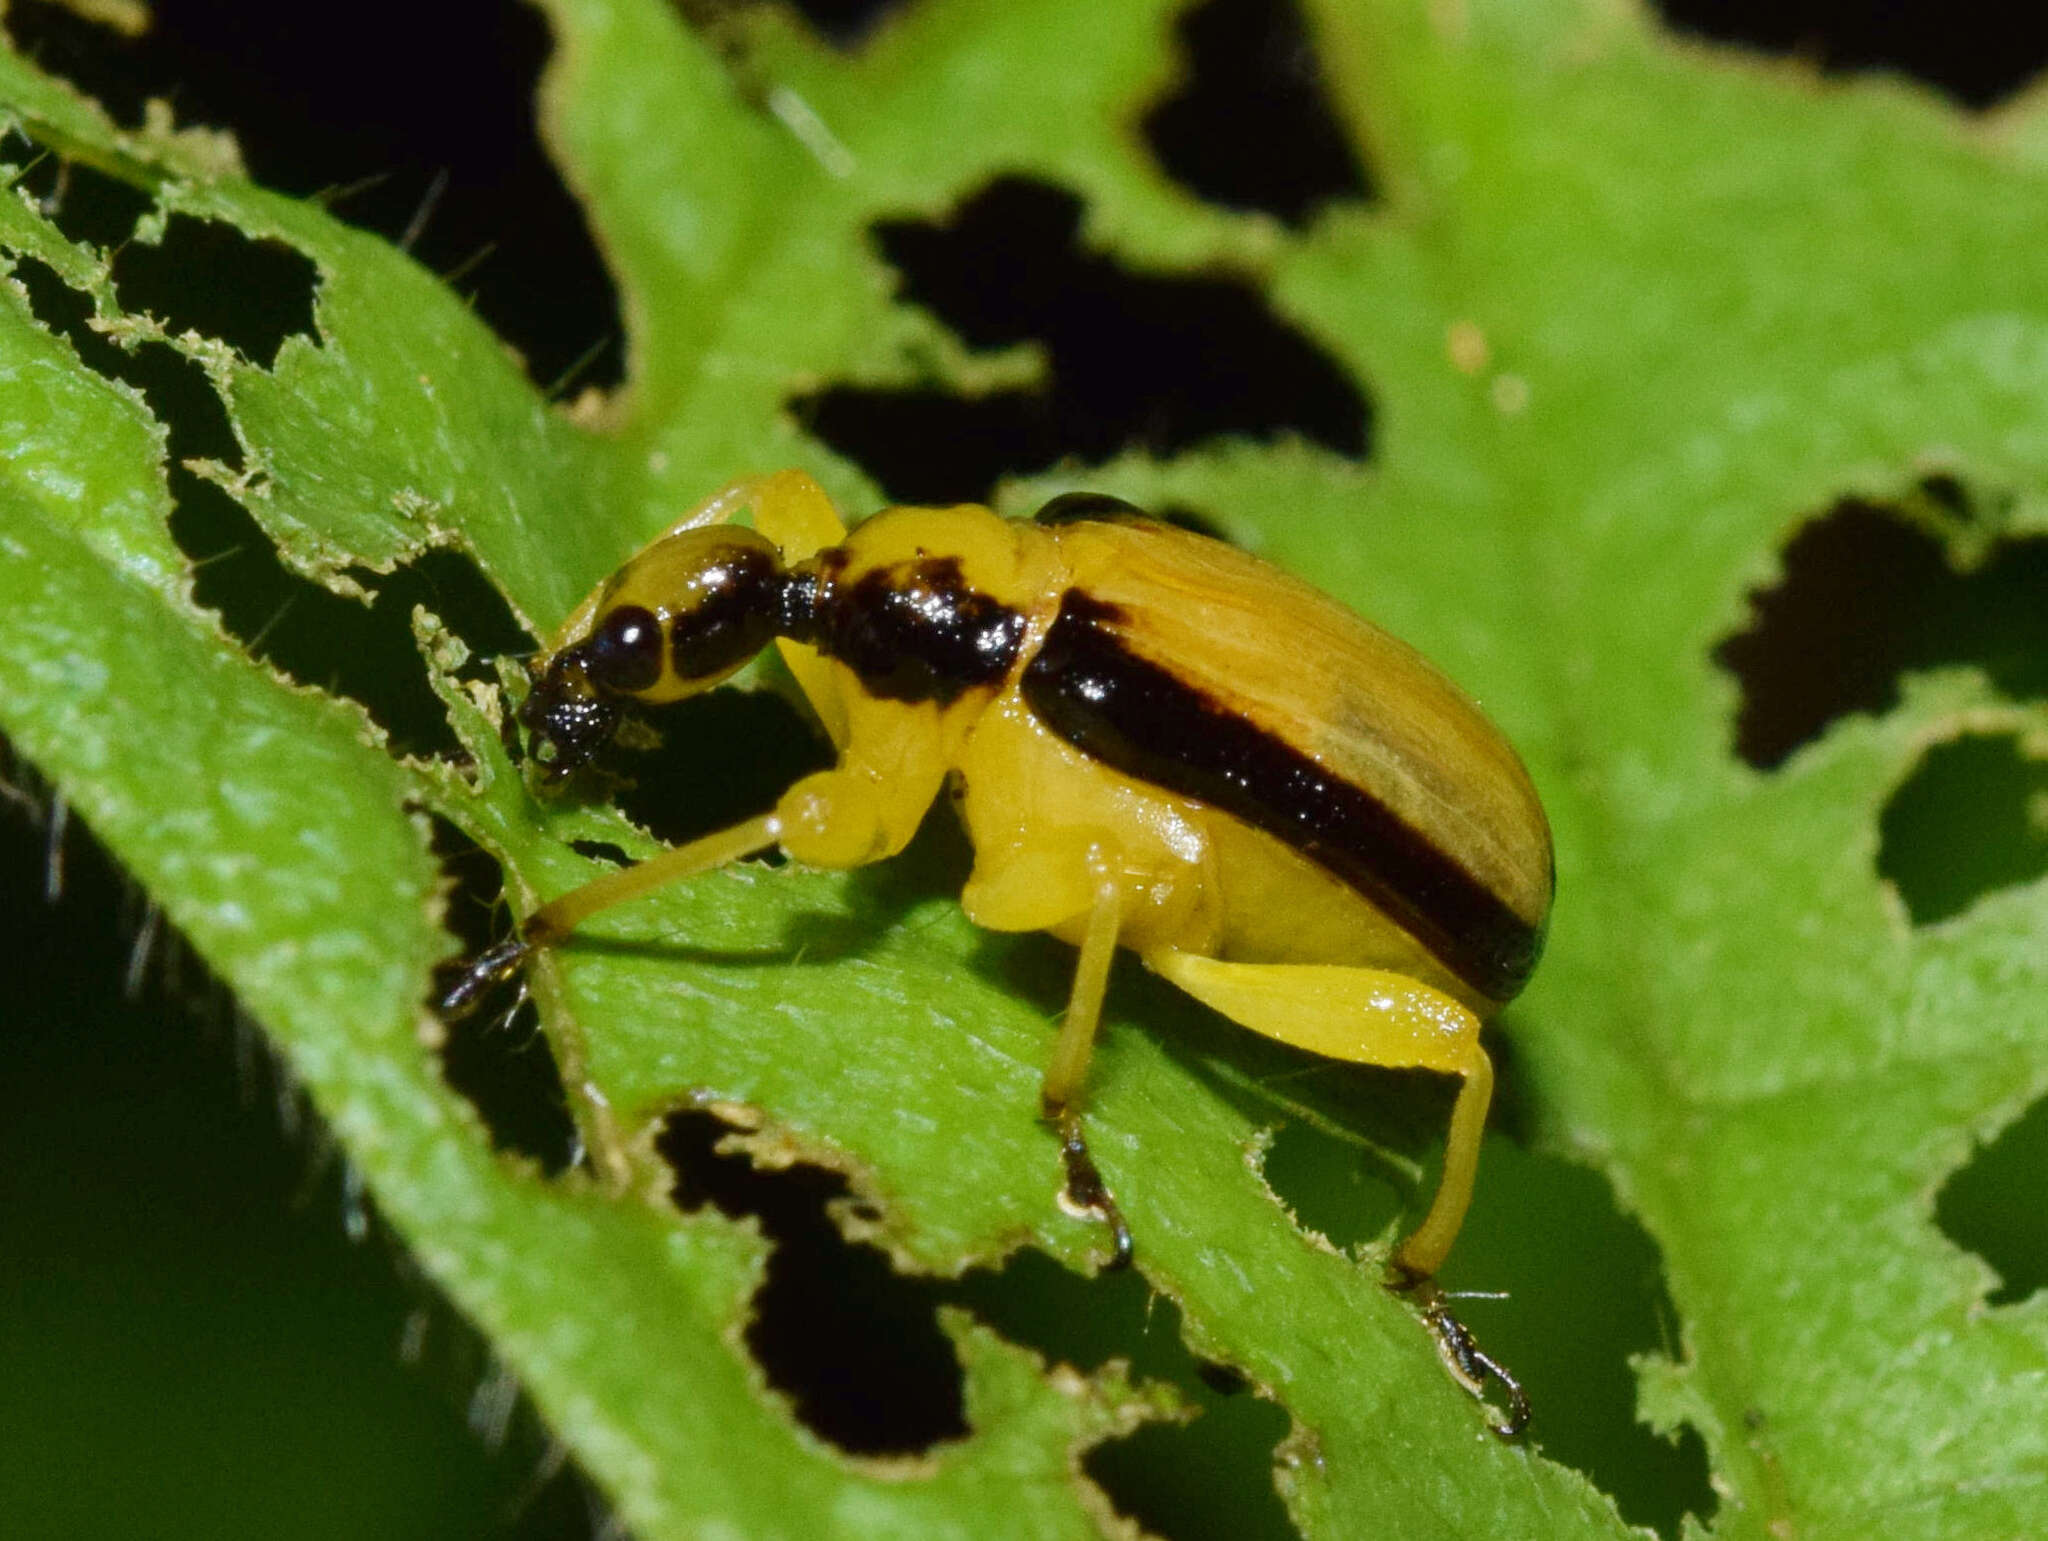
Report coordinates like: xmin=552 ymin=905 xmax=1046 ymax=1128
xmin=1042 ymin=877 xmax=1133 ymax=1269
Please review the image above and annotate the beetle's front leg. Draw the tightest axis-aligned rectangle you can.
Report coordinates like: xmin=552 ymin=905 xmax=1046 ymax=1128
xmin=771 ymin=713 xmax=949 ymax=869
xmin=443 ymin=715 xmax=947 ymax=1015
xmin=440 ymin=812 xmax=782 ymax=1016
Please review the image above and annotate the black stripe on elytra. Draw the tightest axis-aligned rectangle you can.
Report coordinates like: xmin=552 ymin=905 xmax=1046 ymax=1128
xmin=1020 ymin=591 xmax=1541 ymax=1002
xmin=793 ymin=553 xmax=1027 ymax=705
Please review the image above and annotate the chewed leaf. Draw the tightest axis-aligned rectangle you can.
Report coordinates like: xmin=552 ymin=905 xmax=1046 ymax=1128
xmin=2 ymin=2 xmax=2047 ymax=1540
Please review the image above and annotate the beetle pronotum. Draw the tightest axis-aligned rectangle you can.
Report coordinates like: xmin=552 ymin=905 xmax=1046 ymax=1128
xmin=447 ymin=470 xmax=1554 ymax=1432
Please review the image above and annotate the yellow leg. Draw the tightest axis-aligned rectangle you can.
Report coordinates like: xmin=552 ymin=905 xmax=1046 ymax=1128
xmin=1042 ymin=879 xmax=1133 ymax=1269
xmin=1144 ymin=949 xmax=1526 ymax=1433
xmin=775 ymin=718 xmax=947 ymax=869
xmin=440 ymin=813 xmax=780 ymax=1016
xmin=633 ymin=469 xmax=841 ymax=558
xmin=1143 ymin=951 xmax=1493 ymax=1280
xmin=1043 ymin=879 xmax=1122 ymax=1114
xmin=524 ymin=814 xmax=780 ymax=944
xmin=443 ymin=735 xmax=946 ymax=1016
xmin=748 ymin=468 xmax=849 ymax=555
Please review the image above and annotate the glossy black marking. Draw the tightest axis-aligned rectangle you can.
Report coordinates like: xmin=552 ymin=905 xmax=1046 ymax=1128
xmin=667 ymin=543 xmax=787 ymax=683
xmin=1033 ymin=491 xmax=1151 ymax=527
xmin=796 ymin=554 xmax=1026 ymax=704
xmin=1022 ymin=592 xmax=1540 ymax=1002
xmin=586 ymin=604 xmax=664 ymax=693
xmin=518 ymin=653 xmax=624 ymax=782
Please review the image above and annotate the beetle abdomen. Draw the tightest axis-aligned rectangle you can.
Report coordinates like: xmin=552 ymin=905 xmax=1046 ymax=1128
xmin=1030 ymin=521 xmax=1553 ymax=1006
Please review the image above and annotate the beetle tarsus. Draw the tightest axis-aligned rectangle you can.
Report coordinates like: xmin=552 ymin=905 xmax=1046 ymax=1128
xmin=1056 ymin=1112 xmax=1134 ymax=1270
xmin=439 ymin=936 xmax=533 ymax=1020
xmin=1394 ymin=1273 xmax=1530 ymax=1438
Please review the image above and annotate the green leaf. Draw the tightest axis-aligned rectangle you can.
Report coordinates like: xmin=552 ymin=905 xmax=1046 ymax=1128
xmin=2 ymin=2 xmax=2045 ymax=1539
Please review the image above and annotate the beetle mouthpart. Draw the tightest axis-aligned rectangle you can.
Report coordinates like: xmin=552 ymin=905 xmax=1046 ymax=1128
xmin=520 ymin=649 xmax=626 ymax=782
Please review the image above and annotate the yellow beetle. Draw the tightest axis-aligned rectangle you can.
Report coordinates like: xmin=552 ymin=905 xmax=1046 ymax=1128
xmin=447 ymin=470 xmax=1553 ymax=1430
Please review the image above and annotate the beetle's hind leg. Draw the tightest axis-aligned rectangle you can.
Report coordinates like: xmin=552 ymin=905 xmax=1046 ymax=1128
xmin=1142 ymin=950 xmax=1527 ymax=1433
xmin=1042 ymin=878 xmax=1134 ymax=1269
xmin=1144 ymin=950 xmax=1492 ymax=1278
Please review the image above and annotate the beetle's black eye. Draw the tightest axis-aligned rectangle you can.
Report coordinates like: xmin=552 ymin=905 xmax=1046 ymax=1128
xmin=669 ymin=543 xmax=781 ymax=682
xmin=584 ymin=604 xmax=665 ymax=695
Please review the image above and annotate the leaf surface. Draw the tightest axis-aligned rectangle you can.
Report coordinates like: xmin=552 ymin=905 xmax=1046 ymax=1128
xmin=2 ymin=3 xmax=2045 ymax=1538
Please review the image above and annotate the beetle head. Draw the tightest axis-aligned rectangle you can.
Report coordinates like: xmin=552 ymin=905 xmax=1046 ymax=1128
xmin=519 ymin=617 xmax=649 ymax=784
xmin=520 ymin=526 xmax=795 ymax=785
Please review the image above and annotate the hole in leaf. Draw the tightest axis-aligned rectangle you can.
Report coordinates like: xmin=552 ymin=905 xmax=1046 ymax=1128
xmin=8 ymin=250 xmax=532 ymax=758
xmin=1088 ymin=1396 xmax=1299 ymax=1541
xmin=780 ymin=0 xmax=913 ymax=48
xmin=112 ymin=213 xmax=320 ymax=368
xmin=1261 ymin=1123 xmax=1716 ymax=1537
xmin=655 ymin=1108 xmax=1304 ymax=1529
xmin=429 ymin=816 xmax=581 ymax=1176
xmin=1257 ymin=1112 xmax=1407 ymax=1249
xmin=176 ymin=479 xmax=534 ymax=759
xmin=657 ymin=1108 xmax=971 ymax=1454
xmin=4 ymin=0 xmax=622 ymax=391
xmin=10 ymin=253 xmax=242 ymax=464
xmin=1713 ymin=492 xmax=2048 ymax=769
xmin=794 ymin=175 xmax=1369 ymax=503
xmin=1877 ymin=732 xmax=2048 ymax=925
xmin=1938 ymin=1093 xmax=2048 ymax=1306
xmin=566 ymin=839 xmax=632 ymax=869
xmin=1143 ymin=0 xmax=1373 ymax=226
xmin=1453 ymin=1143 xmax=1715 ymax=1537
xmin=951 ymin=1252 xmax=1303 ymax=1541
xmin=8 ymin=149 xmax=154 ymax=251
xmin=1653 ymin=0 xmax=2048 ymax=111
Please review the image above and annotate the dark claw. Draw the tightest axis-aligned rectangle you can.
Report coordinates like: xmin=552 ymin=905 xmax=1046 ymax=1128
xmin=1394 ymin=1274 xmax=1531 ymax=1439
xmin=1056 ymin=1112 xmax=1134 ymax=1270
xmin=439 ymin=936 xmax=533 ymax=1019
